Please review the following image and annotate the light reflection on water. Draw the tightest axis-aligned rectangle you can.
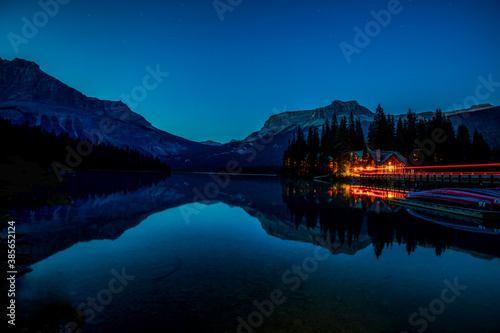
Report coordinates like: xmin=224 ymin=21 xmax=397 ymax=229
xmin=15 ymin=173 xmax=500 ymax=333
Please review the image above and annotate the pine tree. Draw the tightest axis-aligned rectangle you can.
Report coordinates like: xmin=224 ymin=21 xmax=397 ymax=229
xmin=368 ymin=122 xmax=374 ymax=149
xmin=368 ymin=104 xmax=387 ymax=149
xmin=405 ymin=108 xmax=418 ymax=154
xmin=428 ymin=109 xmax=456 ymax=164
xmin=348 ymin=112 xmax=356 ymax=149
xmin=471 ymin=129 xmax=491 ymax=164
xmin=319 ymin=119 xmax=330 ymax=159
xmin=386 ymin=114 xmax=395 ymax=150
xmin=395 ymin=117 xmax=405 ymax=153
xmin=492 ymin=145 xmax=500 ymax=163
xmin=456 ymin=124 xmax=472 ymax=163
xmin=336 ymin=116 xmax=351 ymax=175
xmin=353 ymin=118 xmax=365 ymax=150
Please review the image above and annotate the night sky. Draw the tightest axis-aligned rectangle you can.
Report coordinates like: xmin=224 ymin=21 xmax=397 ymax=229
xmin=1 ymin=0 xmax=500 ymax=143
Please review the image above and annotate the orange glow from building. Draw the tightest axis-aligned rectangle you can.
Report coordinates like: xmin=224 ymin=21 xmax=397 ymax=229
xmin=349 ymin=186 xmax=408 ymax=199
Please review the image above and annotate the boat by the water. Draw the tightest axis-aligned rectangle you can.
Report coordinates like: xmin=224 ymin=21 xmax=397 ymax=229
xmin=415 ymin=188 xmax=500 ymax=208
xmin=405 ymin=188 xmax=500 ymax=211
xmin=407 ymin=209 xmax=500 ymax=235
xmin=392 ymin=187 xmax=500 ymax=220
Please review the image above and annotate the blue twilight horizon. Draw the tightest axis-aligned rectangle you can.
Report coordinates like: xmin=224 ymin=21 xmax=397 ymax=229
xmin=1 ymin=0 xmax=499 ymax=143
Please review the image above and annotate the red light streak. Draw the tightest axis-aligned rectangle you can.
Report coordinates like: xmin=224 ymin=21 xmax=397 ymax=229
xmin=354 ymin=162 xmax=500 ymax=176
xmin=401 ymin=163 xmax=500 ymax=170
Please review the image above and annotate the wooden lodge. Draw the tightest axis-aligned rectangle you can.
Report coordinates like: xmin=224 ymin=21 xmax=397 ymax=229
xmin=351 ymin=149 xmax=408 ymax=174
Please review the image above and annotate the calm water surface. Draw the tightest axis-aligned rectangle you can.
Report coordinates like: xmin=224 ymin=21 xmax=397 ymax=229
xmin=14 ymin=173 xmax=500 ymax=333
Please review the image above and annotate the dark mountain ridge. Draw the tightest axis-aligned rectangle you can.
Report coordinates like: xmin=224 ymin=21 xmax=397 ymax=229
xmin=0 ymin=57 xmax=207 ymax=168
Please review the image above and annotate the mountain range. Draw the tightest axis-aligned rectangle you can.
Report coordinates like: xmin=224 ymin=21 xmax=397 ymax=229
xmin=1 ymin=57 xmax=499 ymax=172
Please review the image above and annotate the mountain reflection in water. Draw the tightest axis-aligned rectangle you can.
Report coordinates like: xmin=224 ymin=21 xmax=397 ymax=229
xmin=12 ymin=172 xmax=500 ymax=333
xmin=16 ymin=172 xmax=500 ymax=266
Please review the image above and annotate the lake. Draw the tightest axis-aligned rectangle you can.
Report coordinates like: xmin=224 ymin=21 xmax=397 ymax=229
xmin=12 ymin=172 xmax=500 ymax=333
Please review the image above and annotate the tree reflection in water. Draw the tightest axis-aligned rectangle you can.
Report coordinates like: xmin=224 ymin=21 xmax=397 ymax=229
xmin=280 ymin=179 xmax=493 ymax=258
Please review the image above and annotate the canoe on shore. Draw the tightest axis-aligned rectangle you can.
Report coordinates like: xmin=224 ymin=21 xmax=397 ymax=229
xmin=393 ymin=188 xmax=500 ymax=221
xmin=406 ymin=209 xmax=500 ymax=235
xmin=392 ymin=197 xmax=500 ymax=220
xmin=405 ymin=188 xmax=500 ymax=211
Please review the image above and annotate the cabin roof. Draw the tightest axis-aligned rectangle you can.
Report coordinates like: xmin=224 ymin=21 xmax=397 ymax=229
xmin=351 ymin=150 xmax=365 ymax=162
xmin=365 ymin=149 xmax=408 ymax=166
